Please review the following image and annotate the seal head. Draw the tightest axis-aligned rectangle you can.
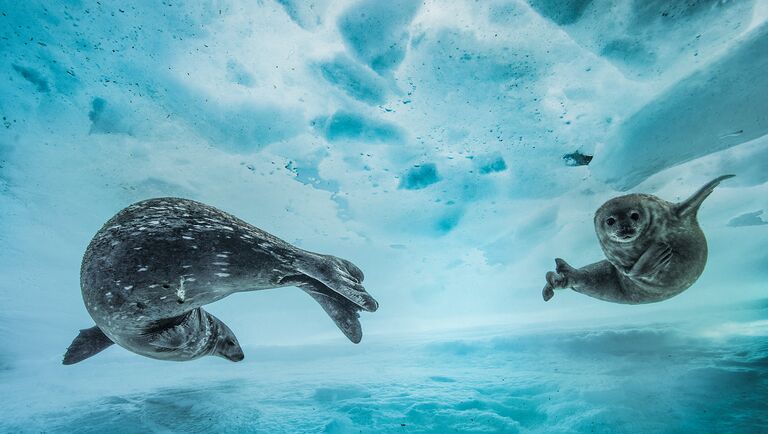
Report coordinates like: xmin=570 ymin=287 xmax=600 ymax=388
xmin=124 ymin=307 xmax=245 ymax=362
xmin=594 ymin=195 xmax=652 ymax=244
xmin=210 ymin=322 xmax=244 ymax=362
xmin=594 ymin=193 xmax=671 ymax=274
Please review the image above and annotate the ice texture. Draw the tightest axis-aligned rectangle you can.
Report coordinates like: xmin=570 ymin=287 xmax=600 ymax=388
xmin=545 ymin=0 xmax=758 ymax=79
xmin=338 ymin=0 xmax=422 ymax=74
xmin=0 ymin=0 xmax=767 ymax=432
xmin=728 ymin=210 xmax=768 ymax=227
xmin=591 ymin=23 xmax=768 ymax=190
xmin=400 ymin=163 xmax=441 ymax=190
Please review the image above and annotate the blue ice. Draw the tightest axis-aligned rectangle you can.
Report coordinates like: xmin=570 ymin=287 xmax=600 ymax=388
xmin=400 ymin=163 xmax=440 ymax=190
xmin=1 ymin=0 xmax=767 ymax=432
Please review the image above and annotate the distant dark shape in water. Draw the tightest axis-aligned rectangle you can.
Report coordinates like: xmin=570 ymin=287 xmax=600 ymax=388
xmin=542 ymin=175 xmax=734 ymax=304
xmin=727 ymin=210 xmax=768 ymax=227
xmin=63 ymin=198 xmax=378 ymax=364
xmin=12 ymin=64 xmax=50 ymax=93
xmin=563 ymin=150 xmax=593 ymax=166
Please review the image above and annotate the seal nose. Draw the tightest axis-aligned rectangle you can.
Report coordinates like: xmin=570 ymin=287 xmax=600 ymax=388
xmin=615 ymin=224 xmax=636 ymax=240
xmin=230 ymin=352 xmax=244 ymax=362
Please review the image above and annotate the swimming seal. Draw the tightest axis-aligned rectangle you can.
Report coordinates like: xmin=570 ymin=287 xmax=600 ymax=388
xmin=542 ymin=175 xmax=734 ymax=304
xmin=63 ymin=198 xmax=378 ymax=364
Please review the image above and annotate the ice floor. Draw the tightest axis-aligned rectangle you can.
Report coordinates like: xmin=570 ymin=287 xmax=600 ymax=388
xmin=2 ymin=301 xmax=767 ymax=433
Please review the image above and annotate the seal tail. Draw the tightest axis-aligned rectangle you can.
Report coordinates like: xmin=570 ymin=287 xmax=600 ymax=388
xmin=555 ymin=258 xmax=576 ymax=275
xmin=676 ymin=174 xmax=735 ymax=219
xmin=63 ymin=326 xmax=114 ymax=365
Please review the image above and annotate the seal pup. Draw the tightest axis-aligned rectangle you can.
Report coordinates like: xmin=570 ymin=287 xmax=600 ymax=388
xmin=63 ymin=198 xmax=378 ymax=364
xmin=542 ymin=175 xmax=733 ymax=304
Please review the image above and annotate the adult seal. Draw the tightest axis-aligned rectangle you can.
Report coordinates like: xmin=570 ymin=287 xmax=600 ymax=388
xmin=63 ymin=198 xmax=379 ymax=364
xmin=542 ymin=175 xmax=733 ymax=304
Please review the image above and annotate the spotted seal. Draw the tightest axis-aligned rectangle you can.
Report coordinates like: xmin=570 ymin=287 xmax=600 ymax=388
xmin=542 ymin=175 xmax=733 ymax=304
xmin=63 ymin=198 xmax=378 ymax=364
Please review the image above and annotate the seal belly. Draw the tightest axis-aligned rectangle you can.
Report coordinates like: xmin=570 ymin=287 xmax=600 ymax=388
xmin=655 ymin=225 xmax=707 ymax=291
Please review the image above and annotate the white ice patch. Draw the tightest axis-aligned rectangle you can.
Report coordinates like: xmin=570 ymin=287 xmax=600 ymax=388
xmin=215 ymin=273 xmax=231 ymax=277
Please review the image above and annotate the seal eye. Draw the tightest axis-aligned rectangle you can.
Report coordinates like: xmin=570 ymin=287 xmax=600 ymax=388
xmin=606 ymin=217 xmax=616 ymax=226
xmin=630 ymin=212 xmax=640 ymax=221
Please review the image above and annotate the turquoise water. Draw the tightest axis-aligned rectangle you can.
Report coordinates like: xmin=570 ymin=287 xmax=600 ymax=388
xmin=1 ymin=1 xmax=767 ymax=432
xmin=3 ymin=308 xmax=767 ymax=433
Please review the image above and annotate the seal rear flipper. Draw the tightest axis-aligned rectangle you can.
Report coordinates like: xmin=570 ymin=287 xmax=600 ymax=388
xmin=676 ymin=174 xmax=735 ymax=218
xmin=296 ymin=254 xmax=379 ymax=312
xmin=63 ymin=326 xmax=114 ymax=365
xmin=301 ymin=283 xmax=363 ymax=344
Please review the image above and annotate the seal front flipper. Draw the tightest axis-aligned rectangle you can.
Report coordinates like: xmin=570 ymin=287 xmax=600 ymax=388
xmin=627 ymin=243 xmax=673 ymax=278
xmin=542 ymin=259 xmax=574 ymax=301
xmin=676 ymin=174 xmax=734 ymax=218
xmin=147 ymin=322 xmax=197 ymax=350
xmin=63 ymin=326 xmax=114 ymax=365
xmin=300 ymin=282 xmax=363 ymax=343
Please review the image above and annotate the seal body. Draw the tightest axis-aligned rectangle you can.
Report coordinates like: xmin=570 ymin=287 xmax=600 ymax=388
xmin=542 ymin=175 xmax=733 ymax=304
xmin=64 ymin=198 xmax=378 ymax=364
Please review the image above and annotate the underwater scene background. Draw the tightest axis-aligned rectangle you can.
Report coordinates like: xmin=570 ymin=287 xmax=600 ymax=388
xmin=1 ymin=0 xmax=767 ymax=432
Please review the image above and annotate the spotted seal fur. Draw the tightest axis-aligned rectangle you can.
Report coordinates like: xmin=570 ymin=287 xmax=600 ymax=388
xmin=542 ymin=175 xmax=733 ymax=304
xmin=63 ymin=198 xmax=378 ymax=364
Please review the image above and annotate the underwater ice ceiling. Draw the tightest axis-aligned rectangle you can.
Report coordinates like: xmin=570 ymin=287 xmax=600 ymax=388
xmin=1 ymin=0 xmax=767 ymax=349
